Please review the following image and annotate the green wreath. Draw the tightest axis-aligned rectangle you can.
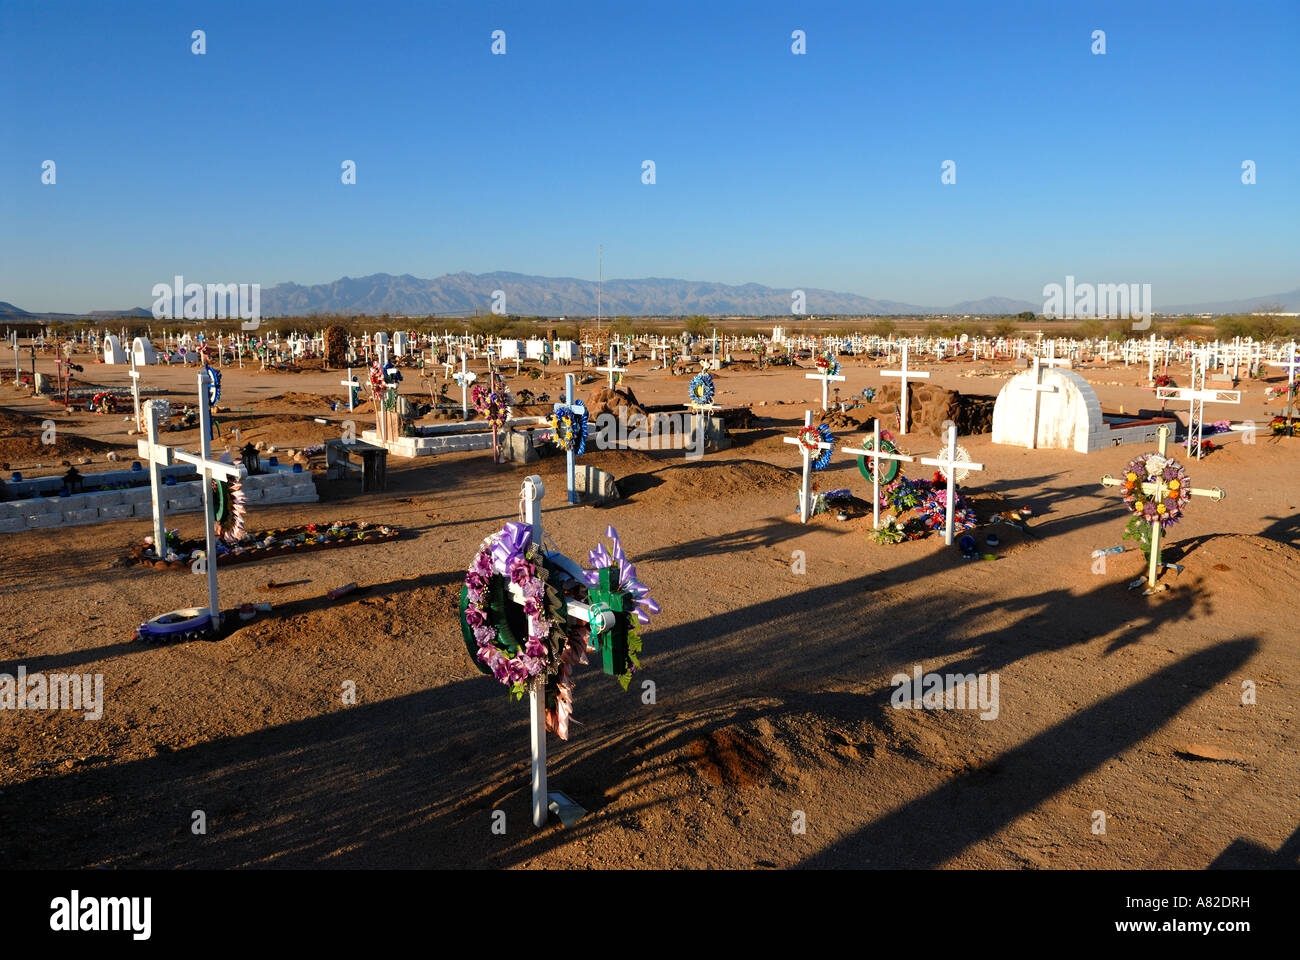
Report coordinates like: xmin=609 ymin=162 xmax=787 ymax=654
xmin=857 ymin=435 xmax=902 ymax=484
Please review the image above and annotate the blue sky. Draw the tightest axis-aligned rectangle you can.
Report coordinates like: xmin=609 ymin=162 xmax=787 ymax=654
xmin=1 ymin=0 xmax=1296 ymax=313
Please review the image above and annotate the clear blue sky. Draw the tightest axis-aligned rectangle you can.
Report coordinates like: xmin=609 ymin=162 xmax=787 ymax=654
xmin=2 ymin=0 xmax=1296 ymax=313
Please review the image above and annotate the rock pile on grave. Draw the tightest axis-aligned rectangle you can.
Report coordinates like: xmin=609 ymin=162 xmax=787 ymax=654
xmin=324 ymin=326 xmax=349 ymax=367
xmin=842 ymin=384 xmax=994 ymax=437
xmin=586 ymin=385 xmax=648 ymax=419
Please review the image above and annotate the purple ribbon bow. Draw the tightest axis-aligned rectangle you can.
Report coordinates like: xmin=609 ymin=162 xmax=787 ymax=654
xmin=583 ymin=525 xmax=662 ymax=623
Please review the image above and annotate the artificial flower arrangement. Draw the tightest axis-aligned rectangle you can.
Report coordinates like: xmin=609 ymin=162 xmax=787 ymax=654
xmin=1118 ymin=451 xmax=1190 ymax=558
xmin=870 ymin=472 xmax=978 ymax=544
xmin=459 ymin=523 xmax=659 ymax=739
xmin=549 ymin=403 xmax=587 ymax=453
xmin=130 ymin=519 xmax=398 ymax=569
xmin=471 ymin=375 xmax=513 ymax=428
xmin=1153 ymin=374 xmax=1175 ymax=388
xmin=689 ymin=371 xmax=715 ymax=406
xmin=1269 ymin=416 xmax=1300 ymax=437
xmin=797 ymin=422 xmax=834 ymax=471
xmin=814 ymin=353 xmax=841 ymax=377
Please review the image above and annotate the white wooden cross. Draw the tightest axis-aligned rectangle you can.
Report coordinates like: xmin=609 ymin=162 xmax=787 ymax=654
xmin=805 ymin=360 xmax=847 ymax=412
xmin=1100 ymin=425 xmax=1225 ymax=588
xmin=783 ymin=410 xmax=833 ymax=524
xmin=517 ymin=476 xmax=614 ymax=827
xmin=1156 ymin=351 xmax=1240 ymax=459
xmin=880 ymin=343 xmax=930 ymax=434
xmin=128 ymin=352 xmax=144 ymax=432
xmin=919 ymin=423 xmax=986 ymax=545
xmin=841 ymin=418 xmax=915 ymax=529
xmin=173 ymin=370 xmax=243 ymax=632
xmin=598 ymin=341 xmax=626 ymax=389
xmin=1269 ymin=341 xmax=1300 ymax=422
xmin=340 ymin=368 xmax=357 ymax=411
xmin=1017 ymin=356 xmax=1059 ymax=450
xmin=452 ymin=351 xmax=476 ymax=419
xmin=136 ymin=399 xmax=174 ymax=557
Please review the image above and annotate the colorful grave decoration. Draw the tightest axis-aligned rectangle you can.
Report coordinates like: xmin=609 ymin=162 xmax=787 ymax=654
xmin=855 ymin=427 xmax=904 ymax=484
xmin=204 ymin=365 xmax=222 ymax=405
xmin=1100 ymin=424 xmax=1225 ymax=589
xmin=1114 ymin=450 xmax=1190 ymax=556
xmin=471 ymin=376 xmax=512 ymax=429
xmin=799 ymin=422 xmax=835 ymax=471
xmin=867 ymin=472 xmax=978 ymax=545
xmin=210 ymin=471 xmax=248 ymax=544
xmin=814 ymin=353 xmax=841 ymax=377
xmin=458 ymin=512 xmax=659 ymax=741
xmin=549 ymin=402 xmax=587 ymax=454
xmin=689 ymin=371 xmax=715 ymax=406
xmin=91 ymin=391 xmax=119 ymax=414
xmin=129 ymin=519 xmax=399 ymax=569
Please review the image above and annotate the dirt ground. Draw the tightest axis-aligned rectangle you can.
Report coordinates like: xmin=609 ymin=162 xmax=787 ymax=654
xmin=1 ymin=346 xmax=1297 ymax=869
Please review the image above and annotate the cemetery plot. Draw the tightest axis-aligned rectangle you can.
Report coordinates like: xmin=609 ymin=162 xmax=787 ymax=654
xmin=2 ymin=326 xmax=1298 ymax=871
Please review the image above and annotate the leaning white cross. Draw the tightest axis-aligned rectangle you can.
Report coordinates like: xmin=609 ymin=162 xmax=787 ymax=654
xmin=783 ymin=410 xmax=833 ymax=524
xmin=842 ymin=418 xmax=915 ymax=530
xmin=136 ymin=399 xmax=174 ymax=557
xmin=881 ymin=343 xmax=930 ymax=434
xmin=1017 ymin=356 xmax=1059 ymax=450
xmin=1101 ymin=424 xmax=1225 ymax=589
xmin=1156 ymin=351 xmax=1240 ymax=459
xmin=173 ymin=370 xmax=243 ymax=632
xmin=516 ymin=476 xmax=614 ymax=827
xmin=919 ymin=423 xmax=985 ymax=546
xmin=805 ymin=361 xmax=846 ymax=412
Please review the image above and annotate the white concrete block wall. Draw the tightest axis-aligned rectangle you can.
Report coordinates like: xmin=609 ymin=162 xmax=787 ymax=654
xmin=1 ymin=471 xmax=317 ymax=534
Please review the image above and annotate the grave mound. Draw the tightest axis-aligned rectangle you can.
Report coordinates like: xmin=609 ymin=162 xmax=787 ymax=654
xmin=253 ymin=392 xmax=336 ymax=412
xmin=620 ymin=459 xmax=793 ymax=505
xmin=0 ymin=405 xmax=118 ymax=462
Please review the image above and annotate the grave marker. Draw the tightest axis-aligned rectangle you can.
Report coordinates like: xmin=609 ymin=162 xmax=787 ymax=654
xmin=881 ymin=343 xmax=930 ymax=434
xmin=919 ymin=423 xmax=985 ymax=546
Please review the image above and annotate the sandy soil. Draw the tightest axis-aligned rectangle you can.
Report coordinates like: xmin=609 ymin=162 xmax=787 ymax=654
xmin=1 ymin=349 xmax=1297 ymax=869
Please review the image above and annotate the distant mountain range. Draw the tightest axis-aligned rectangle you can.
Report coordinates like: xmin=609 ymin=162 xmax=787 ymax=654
xmin=3 ymin=274 xmax=1297 ymax=320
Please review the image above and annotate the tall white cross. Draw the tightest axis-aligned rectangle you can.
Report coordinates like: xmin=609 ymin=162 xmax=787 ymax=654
xmin=136 ymin=399 xmax=174 ymax=556
xmin=340 ymin=368 xmax=357 ymax=411
xmin=1101 ymin=425 xmax=1225 ymax=588
xmin=783 ymin=410 xmax=833 ymax=524
xmin=1156 ymin=351 xmax=1240 ymax=459
xmin=1017 ymin=356 xmax=1059 ymax=450
xmin=805 ymin=363 xmax=847 ymax=412
xmin=919 ymin=423 xmax=986 ymax=546
xmin=517 ymin=476 xmax=613 ymax=826
xmin=173 ymin=371 xmax=243 ymax=632
xmin=841 ymin=418 xmax=915 ymax=529
xmin=881 ymin=343 xmax=930 ymax=434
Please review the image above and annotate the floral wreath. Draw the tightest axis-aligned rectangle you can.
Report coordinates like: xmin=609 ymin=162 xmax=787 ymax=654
xmin=471 ymin=374 xmax=512 ymax=428
xmin=460 ymin=522 xmax=567 ymax=698
xmin=204 ymin=365 xmax=221 ymax=405
xmin=459 ymin=521 xmax=660 ymax=739
xmin=1119 ymin=452 xmax=1190 ymax=529
xmin=856 ymin=428 xmax=904 ymax=484
xmin=815 ymin=353 xmax=841 ymax=377
xmin=92 ymin=391 xmax=118 ymax=414
xmin=549 ymin=402 xmax=587 ymax=454
xmin=210 ymin=456 xmax=248 ymax=544
xmin=798 ymin=423 xmax=834 ymax=471
xmin=689 ymin=372 xmax=715 ymax=406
